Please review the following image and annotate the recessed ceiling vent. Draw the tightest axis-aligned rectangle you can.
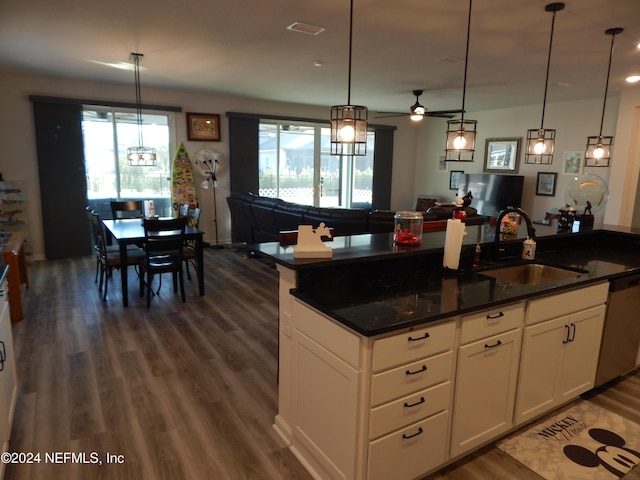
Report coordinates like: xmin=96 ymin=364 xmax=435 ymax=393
xmin=439 ymin=56 xmax=464 ymax=64
xmin=286 ymin=22 xmax=325 ymax=35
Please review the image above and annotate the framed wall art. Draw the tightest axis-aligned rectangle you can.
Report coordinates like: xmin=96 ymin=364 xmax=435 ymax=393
xmin=483 ymin=137 xmax=521 ymax=173
xmin=563 ymin=151 xmax=583 ymax=175
xmin=186 ymin=112 xmax=221 ymax=141
xmin=450 ymin=170 xmax=463 ymax=190
xmin=536 ymin=172 xmax=557 ymax=196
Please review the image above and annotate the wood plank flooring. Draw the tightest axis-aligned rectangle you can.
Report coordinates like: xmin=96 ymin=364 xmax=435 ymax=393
xmin=4 ymin=246 xmax=640 ymax=480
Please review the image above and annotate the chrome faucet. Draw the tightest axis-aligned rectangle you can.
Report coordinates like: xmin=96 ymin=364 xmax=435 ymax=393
xmin=494 ymin=206 xmax=536 ymax=260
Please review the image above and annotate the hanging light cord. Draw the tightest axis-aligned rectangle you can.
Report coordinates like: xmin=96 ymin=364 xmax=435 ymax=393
xmin=346 ymin=0 xmax=354 ymax=106
xmin=133 ymin=53 xmax=144 ymax=147
xmin=539 ymin=7 xmax=559 ymax=130
xmin=597 ymin=29 xmax=620 ymax=138
xmin=459 ymin=0 xmax=473 ymax=124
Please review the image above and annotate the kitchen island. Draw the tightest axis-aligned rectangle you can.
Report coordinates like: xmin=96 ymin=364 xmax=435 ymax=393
xmin=252 ymin=226 xmax=640 ymax=480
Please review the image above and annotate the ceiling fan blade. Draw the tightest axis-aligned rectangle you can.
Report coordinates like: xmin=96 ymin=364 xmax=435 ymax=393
xmin=373 ymin=113 xmax=409 ymax=119
xmin=425 ymin=109 xmax=465 ymax=119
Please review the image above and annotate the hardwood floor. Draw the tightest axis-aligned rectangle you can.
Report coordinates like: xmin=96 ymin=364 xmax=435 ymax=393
xmin=5 ymin=246 xmax=640 ymax=480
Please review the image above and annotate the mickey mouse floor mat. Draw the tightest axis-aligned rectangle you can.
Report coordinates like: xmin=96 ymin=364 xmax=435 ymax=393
xmin=497 ymin=401 xmax=640 ymax=479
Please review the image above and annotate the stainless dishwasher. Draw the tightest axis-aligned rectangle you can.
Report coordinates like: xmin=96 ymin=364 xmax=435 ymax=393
xmin=594 ymin=272 xmax=640 ymax=387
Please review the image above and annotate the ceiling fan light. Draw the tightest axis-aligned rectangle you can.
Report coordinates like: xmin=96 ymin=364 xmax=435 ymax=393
xmin=410 ymin=113 xmax=424 ymax=121
xmin=411 ymin=104 xmax=426 ymax=116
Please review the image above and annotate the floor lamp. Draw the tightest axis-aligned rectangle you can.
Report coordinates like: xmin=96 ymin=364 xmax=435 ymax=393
xmin=200 ymin=156 xmax=224 ymax=249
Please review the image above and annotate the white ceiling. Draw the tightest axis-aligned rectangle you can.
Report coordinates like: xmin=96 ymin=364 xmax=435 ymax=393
xmin=1 ymin=0 xmax=639 ymax=116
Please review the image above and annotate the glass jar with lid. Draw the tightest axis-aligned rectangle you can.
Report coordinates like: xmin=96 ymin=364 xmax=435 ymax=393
xmin=394 ymin=211 xmax=423 ymax=245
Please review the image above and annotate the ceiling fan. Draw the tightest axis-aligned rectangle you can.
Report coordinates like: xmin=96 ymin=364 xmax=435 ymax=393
xmin=375 ymin=90 xmax=463 ymax=121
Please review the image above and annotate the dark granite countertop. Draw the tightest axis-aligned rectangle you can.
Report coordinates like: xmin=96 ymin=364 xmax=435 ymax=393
xmin=251 ymin=227 xmax=640 ymax=337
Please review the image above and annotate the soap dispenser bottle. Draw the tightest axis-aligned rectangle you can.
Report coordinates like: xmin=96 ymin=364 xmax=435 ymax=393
xmin=522 ymin=237 xmax=536 ymax=260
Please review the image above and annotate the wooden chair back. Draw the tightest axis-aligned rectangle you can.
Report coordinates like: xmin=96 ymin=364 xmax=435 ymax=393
xmin=111 ymin=200 xmax=143 ymax=219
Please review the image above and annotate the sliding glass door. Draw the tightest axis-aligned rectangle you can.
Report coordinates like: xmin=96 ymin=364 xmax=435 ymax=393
xmin=82 ymin=107 xmax=174 ymax=217
xmin=258 ymin=121 xmax=375 ymax=208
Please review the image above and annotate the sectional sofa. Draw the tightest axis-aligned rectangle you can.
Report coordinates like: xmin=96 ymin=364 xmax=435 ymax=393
xmin=226 ymin=191 xmax=481 ymax=245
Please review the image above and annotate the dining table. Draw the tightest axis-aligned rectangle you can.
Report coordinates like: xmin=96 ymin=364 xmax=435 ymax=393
xmin=102 ymin=218 xmax=205 ymax=307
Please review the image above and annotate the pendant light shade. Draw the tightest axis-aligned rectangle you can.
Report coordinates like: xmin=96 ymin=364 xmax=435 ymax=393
xmin=445 ymin=0 xmax=477 ymax=162
xmin=127 ymin=53 xmax=157 ymax=166
xmin=331 ymin=0 xmax=368 ymax=156
xmin=524 ymin=2 xmax=564 ymax=165
xmin=584 ymin=27 xmax=623 ymax=167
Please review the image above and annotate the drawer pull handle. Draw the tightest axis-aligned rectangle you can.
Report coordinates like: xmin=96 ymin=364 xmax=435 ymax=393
xmin=402 ymin=427 xmax=423 ymax=440
xmin=486 ymin=312 xmax=504 ymax=319
xmin=408 ymin=332 xmax=430 ymax=342
xmin=404 ymin=396 xmax=425 ymax=408
xmin=484 ymin=340 xmax=502 ymax=349
xmin=0 ymin=341 xmax=5 ymax=372
xmin=406 ymin=365 xmax=427 ymax=376
xmin=563 ymin=324 xmax=570 ymax=344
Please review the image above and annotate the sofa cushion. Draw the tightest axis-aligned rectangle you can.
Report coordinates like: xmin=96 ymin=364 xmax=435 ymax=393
xmin=303 ymin=207 xmax=369 ymax=236
xmin=273 ymin=201 xmax=310 ymax=232
xmin=368 ymin=210 xmax=395 ymax=234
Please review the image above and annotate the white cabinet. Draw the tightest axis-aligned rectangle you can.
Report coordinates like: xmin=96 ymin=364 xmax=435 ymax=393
xmin=368 ymin=322 xmax=456 ymax=480
xmin=281 ymin=281 xmax=609 ymax=480
xmin=514 ymin=283 xmax=608 ymax=425
xmin=0 ymin=278 xmax=17 ymax=478
xmin=291 ymin=301 xmax=361 ymax=480
xmin=450 ymin=303 xmax=523 ymax=458
xmin=289 ymin=299 xmax=456 ymax=480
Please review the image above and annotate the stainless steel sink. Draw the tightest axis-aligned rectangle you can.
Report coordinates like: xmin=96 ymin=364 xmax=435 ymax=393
xmin=479 ymin=263 xmax=586 ymax=285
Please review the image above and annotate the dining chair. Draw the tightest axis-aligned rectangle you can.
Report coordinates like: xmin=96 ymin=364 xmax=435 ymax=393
xmin=139 ymin=217 xmax=187 ymax=307
xmin=86 ymin=205 xmax=102 ymax=283
xmin=182 ymin=207 xmax=200 ymax=280
xmin=178 ymin=203 xmax=190 ymax=217
xmin=89 ymin=211 xmax=146 ymax=301
xmin=110 ymin=200 xmax=143 ymax=219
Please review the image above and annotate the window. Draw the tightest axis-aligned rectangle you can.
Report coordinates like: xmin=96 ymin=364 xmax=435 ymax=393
xmin=82 ymin=107 xmax=174 ymax=216
xmin=258 ymin=120 xmax=375 ymax=208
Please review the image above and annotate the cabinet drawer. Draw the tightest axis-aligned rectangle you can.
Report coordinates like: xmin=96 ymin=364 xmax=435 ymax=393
xmin=460 ymin=303 xmax=523 ymax=344
xmin=369 ymin=381 xmax=451 ymax=440
xmin=372 ymin=320 xmax=456 ymax=372
xmin=368 ymin=410 xmax=449 ymax=480
xmin=526 ymin=282 xmax=608 ymax=325
xmin=371 ymin=350 xmax=454 ymax=407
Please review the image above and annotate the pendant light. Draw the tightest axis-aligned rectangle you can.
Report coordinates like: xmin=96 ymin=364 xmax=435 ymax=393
xmin=127 ymin=53 xmax=157 ymax=166
xmin=330 ymin=0 xmax=367 ymax=156
xmin=524 ymin=2 xmax=564 ymax=165
xmin=584 ymin=27 xmax=623 ymax=167
xmin=445 ymin=0 xmax=477 ymax=162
